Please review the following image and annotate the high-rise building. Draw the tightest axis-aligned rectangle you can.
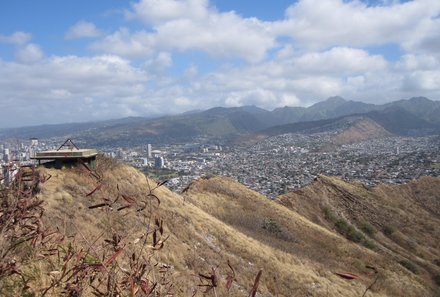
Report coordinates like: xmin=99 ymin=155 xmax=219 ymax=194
xmin=3 ymin=149 xmax=10 ymax=162
xmin=30 ymin=138 xmax=39 ymax=146
xmin=154 ymin=156 xmax=164 ymax=169
xmin=147 ymin=144 xmax=152 ymax=158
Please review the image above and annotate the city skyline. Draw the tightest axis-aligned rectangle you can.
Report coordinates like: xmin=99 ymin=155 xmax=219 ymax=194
xmin=1 ymin=0 xmax=440 ymax=127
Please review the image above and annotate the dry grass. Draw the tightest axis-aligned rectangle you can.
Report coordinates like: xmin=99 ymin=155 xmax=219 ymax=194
xmin=332 ymin=118 xmax=392 ymax=145
xmin=2 ymin=157 xmax=438 ymax=296
xmin=36 ymin=160 xmax=364 ymax=296
xmin=278 ymin=175 xmax=440 ymax=296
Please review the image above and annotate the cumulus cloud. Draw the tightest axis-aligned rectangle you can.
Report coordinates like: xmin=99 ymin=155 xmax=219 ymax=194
xmin=0 ymin=31 xmax=32 ymax=45
xmin=91 ymin=0 xmax=440 ymax=64
xmin=65 ymin=20 xmax=102 ymax=39
xmin=91 ymin=28 xmax=156 ymax=58
xmin=1 ymin=45 xmax=440 ymax=127
xmin=125 ymin=0 xmax=209 ymax=24
xmin=402 ymin=17 xmax=440 ymax=55
xmin=158 ymin=43 xmax=438 ymax=109
xmin=402 ymin=71 xmax=440 ymax=92
xmin=144 ymin=52 xmax=173 ymax=75
xmin=93 ymin=0 xmax=275 ymax=63
xmin=2 ymin=0 xmax=440 ymax=127
xmin=15 ymin=43 xmax=44 ymax=63
xmin=274 ymin=0 xmax=440 ymax=49
xmin=0 ymin=31 xmax=44 ymax=63
xmin=0 ymin=55 xmax=150 ymax=126
xmin=396 ymin=54 xmax=439 ymax=71
xmin=282 ymin=47 xmax=388 ymax=75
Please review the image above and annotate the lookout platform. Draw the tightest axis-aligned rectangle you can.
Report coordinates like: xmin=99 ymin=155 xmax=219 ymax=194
xmin=31 ymin=139 xmax=97 ymax=169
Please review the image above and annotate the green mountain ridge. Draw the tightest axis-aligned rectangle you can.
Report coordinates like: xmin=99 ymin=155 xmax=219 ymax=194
xmin=1 ymin=96 xmax=439 ymax=145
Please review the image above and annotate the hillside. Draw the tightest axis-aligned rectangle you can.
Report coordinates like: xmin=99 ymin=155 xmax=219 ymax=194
xmin=182 ymin=176 xmax=440 ymax=296
xmin=277 ymin=175 xmax=440 ymax=295
xmin=1 ymin=159 xmax=439 ymax=296
xmin=238 ymin=115 xmax=392 ymax=146
xmin=298 ymin=96 xmax=377 ymax=122
xmin=383 ymin=97 xmax=440 ymax=125
xmin=76 ymin=106 xmax=276 ymax=146
xmin=245 ymin=106 xmax=440 ymax=146
xmin=332 ymin=117 xmax=392 ymax=145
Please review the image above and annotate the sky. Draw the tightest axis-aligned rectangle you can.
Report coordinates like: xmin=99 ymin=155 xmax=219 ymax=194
xmin=0 ymin=0 xmax=440 ymax=127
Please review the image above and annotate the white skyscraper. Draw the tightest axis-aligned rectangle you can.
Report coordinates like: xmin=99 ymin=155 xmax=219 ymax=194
xmin=3 ymin=149 xmax=10 ymax=162
xmin=147 ymin=144 xmax=152 ymax=158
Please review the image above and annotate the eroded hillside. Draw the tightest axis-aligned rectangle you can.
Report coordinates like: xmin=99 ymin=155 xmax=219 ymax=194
xmin=277 ymin=175 xmax=440 ymax=295
xmin=1 ymin=158 xmax=439 ymax=296
xmin=182 ymin=176 xmax=439 ymax=296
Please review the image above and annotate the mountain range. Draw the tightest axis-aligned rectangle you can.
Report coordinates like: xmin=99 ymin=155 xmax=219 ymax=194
xmin=1 ymin=96 xmax=439 ymax=145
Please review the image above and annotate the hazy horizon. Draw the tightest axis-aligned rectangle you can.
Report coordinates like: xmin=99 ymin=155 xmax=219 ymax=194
xmin=0 ymin=95 xmax=435 ymax=130
xmin=1 ymin=0 xmax=440 ymax=127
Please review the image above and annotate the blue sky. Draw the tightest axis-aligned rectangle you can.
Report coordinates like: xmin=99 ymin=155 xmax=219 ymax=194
xmin=0 ymin=0 xmax=439 ymax=127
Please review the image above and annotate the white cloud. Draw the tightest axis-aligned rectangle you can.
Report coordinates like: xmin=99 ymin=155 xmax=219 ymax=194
xmin=92 ymin=0 xmax=440 ymax=64
xmin=274 ymin=0 xmax=440 ymax=50
xmin=285 ymin=47 xmax=388 ymax=75
xmin=0 ymin=31 xmax=44 ymax=63
xmin=2 ymin=0 xmax=440 ymax=127
xmin=158 ymin=43 xmax=439 ymax=109
xmin=15 ymin=43 xmax=44 ymax=63
xmin=154 ymin=14 xmax=274 ymax=63
xmin=65 ymin=21 xmax=102 ymax=39
xmin=402 ymin=70 xmax=440 ymax=92
xmin=174 ymin=96 xmax=192 ymax=106
xmin=125 ymin=0 xmax=209 ymax=24
xmin=94 ymin=0 xmax=275 ymax=63
xmin=144 ymin=52 xmax=173 ymax=74
xmin=1 ymin=45 xmax=440 ymax=127
xmin=91 ymin=28 xmax=156 ymax=58
xmin=184 ymin=64 xmax=198 ymax=79
xmin=396 ymin=54 xmax=439 ymax=71
xmin=402 ymin=17 xmax=440 ymax=55
xmin=0 ymin=55 xmax=150 ymax=126
xmin=0 ymin=31 xmax=32 ymax=45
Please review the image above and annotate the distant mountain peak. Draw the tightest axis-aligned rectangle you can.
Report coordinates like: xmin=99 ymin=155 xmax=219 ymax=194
xmin=407 ymin=96 xmax=431 ymax=103
xmin=309 ymin=96 xmax=347 ymax=109
xmin=326 ymin=96 xmax=346 ymax=103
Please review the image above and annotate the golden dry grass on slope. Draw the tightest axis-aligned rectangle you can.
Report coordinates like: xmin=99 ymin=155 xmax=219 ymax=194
xmin=277 ymin=175 xmax=440 ymax=296
xmin=36 ymin=158 xmax=381 ymax=297
xmin=331 ymin=118 xmax=392 ymax=145
xmin=183 ymin=175 xmax=438 ymax=296
xmin=32 ymin=159 xmax=333 ymax=296
xmin=4 ymin=157 xmax=436 ymax=296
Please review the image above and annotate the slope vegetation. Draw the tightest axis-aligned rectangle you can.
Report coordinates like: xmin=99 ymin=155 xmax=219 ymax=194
xmin=183 ymin=176 xmax=438 ymax=296
xmin=1 ymin=158 xmax=438 ymax=296
xmin=332 ymin=117 xmax=392 ymax=145
xmin=277 ymin=175 xmax=440 ymax=295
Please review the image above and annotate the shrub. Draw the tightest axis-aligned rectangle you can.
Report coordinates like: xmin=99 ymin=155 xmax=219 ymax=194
xmin=383 ymin=225 xmax=396 ymax=236
xmin=364 ymin=239 xmax=376 ymax=250
xmin=399 ymin=259 xmax=418 ymax=274
xmin=346 ymin=226 xmax=365 ymax=243
xmin=262 ymin=218 xmax=282 ymax=235
xmin=360 ymin=222 xmax=376 ymax=236
xmin=335 ymin=219 xmax=349 ymax=234
xmin=434 ymin=259 xmax=440 ymax=267
xmin=433 ymin=274 xmax=440 ymax=287
xmin=322 ymin=207 xmax=336 ymax=222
